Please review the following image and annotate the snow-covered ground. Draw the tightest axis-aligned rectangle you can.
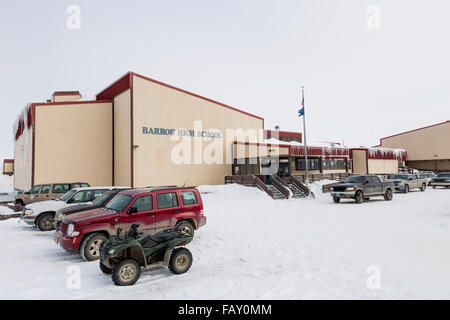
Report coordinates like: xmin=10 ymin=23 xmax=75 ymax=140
xmin=0 ymin=183 xmax=449 ymax=299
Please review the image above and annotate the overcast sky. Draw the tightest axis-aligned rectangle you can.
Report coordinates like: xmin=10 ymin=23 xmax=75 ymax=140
xmin=1 ymin=0 xmax=449 ymax=160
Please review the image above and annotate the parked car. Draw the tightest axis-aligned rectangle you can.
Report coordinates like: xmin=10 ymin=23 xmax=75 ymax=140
xmin=388 ymin=174 xmax=428 ymax=193
xmin=418 ymin=172 xmax=437 ymax=186
xmin=330 ymin=174 xmax=394 ymax=203
xmin=53 ymin=188 xmax=131 ymax=229
xmin=15 ymin=182 xmax=90 ymax=206
xmin=430 ymin=172 xmax=450 ymax=188
xmin=21 ymin=186 xmax=127 ymax=231
xmin=54 ymin=187 xmax=206 ymax=261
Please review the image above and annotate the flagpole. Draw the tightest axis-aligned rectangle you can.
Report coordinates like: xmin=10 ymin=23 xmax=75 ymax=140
xmin=302 ymin=86 xmax=309 ymax=188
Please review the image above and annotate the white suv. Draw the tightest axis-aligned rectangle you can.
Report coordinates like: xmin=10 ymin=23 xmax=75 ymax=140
xmin=21 ymin=186 xmax=129 ymax=231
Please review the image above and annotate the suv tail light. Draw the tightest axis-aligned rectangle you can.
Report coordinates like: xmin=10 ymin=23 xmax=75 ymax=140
xmin=199 ymin=204 xmax=204 ymax=216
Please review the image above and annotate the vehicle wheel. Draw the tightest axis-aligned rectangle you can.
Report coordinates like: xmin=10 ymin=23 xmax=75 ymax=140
xmin=112 ymin=259 xmax=141 ymax=286
xmin=168 ymin=248 xmax=193 ymax=275
xmin=404 ymin=185 xmax=409 ymax=193
xmin=420 ymin=183 xmax=426 ymax=192
xmin=384 ymin=188 xmax=393 ymax=201
xmin=332 ymin=196 xmax=340 ymax=203
xmin=354 ymin=191 xmax=363 ymax=204
xmin=37 ymin=213 xmax=55 ymax=231
xmin=80 ymin=233 xmax=107 ymax=261
xmin=175 ymin=221 xmax=195 ymax=240
xmin=15 ymin=199 xmax=24 ymax=206
xmin=99 ymin=261 xmax=112 ymax=274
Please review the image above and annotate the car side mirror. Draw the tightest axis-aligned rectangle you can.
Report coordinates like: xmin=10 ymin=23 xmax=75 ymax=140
xmin=127 ymin=207 xmax=138 ymax=215
xmin=67 ymin=198 xmax=74 ymax=204
xmin=364 ymin=180 xmax=369 ymax=184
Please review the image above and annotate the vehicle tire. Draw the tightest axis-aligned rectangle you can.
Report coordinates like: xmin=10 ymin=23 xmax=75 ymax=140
xmin=80 ymin=233 xmax=108 ymax=261
xmin=420 ymin=183 xmax=426 ymax=192
xmin=168 ymin=248 xmax=193 ymax=275
xmin=384 ymin=188 xmax=393 ymax=201
xmin=175 ymin=221 xmax=195 ymax=240
xmin=15 ymin=199 xmax=24 ymax=207
xmin=354 ymin=191 xmax=363 ymax=204
xmin=99 ymin=261 xmax=112 ymax=274
xmin=404 ymin=185 xmax=409 ymax=193
xmin=332 ymin=196 xmax=340 ymax=203
xmin=36 ymin=213 xmax=55 ymax=231
xmin=111 ymin=259 xmax=141 ymax=286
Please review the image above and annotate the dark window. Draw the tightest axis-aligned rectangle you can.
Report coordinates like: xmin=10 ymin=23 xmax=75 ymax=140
xmin=106 ymin=194 xmax=132 ymax=212
xmin=157 ymin=192 xmax=178 ymax=209
xmin=181 ymin=191 xmax=197 ymax=206
xmin=71 ymin=183 xmax=81 ymax=188
xmin=296 ymin=158 xmax=320 ymax=171
xmin=322 ymin=159 xmax=346 ymax=170
xmin=40 ymin=185 xmax=51 ymax=194
xmin=93 ymin=189 xmax=108 ymax=200
xmin=131 ymin=195 xmax=153 ymax=212
xmin=80 ymin=183 xmax=90 ymax=187
xmin=52 ymin=184 xmax=70 ymax=193
xmin=29 ymin=185 xmax=41 ymax=194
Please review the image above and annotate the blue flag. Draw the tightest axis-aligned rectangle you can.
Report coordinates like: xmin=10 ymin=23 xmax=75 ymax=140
xmin=298 ymin=96 xmax=305 ymax=117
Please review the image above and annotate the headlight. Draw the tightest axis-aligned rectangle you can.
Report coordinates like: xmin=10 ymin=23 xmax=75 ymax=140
xmin=67 ymin=224 xmax=79 ymax=237
xmin=345 ymin=187 xmax=355 ymax=191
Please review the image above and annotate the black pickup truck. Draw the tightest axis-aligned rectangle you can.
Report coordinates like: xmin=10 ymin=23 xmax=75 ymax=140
xmin=330 ymin=175 xmax=394 ymax=204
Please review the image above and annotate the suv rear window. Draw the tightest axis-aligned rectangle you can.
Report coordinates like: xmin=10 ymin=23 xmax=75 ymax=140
xmin=157 ymin=192 xmax=178 ymax=209
xmin=53 ymin=184 xmax=70 ymax=193
xmin=181 ymin=191 xmax=197 ymax=206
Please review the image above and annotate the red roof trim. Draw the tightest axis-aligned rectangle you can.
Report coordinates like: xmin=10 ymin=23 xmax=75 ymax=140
xmin=96 ymin=72 xmax=264 ymax=122
xmin=52 ymin=91 xmax=81 ymax=96
xmin=3 ymin=159 xmax=13 ymax=163
xmin=379 ymin=120 xmax=450 ymax=143
xmin=264 ymin=130 xmax=302 ymax=139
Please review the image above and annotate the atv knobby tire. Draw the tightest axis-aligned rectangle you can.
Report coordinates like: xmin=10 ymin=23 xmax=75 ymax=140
xmin=112 ymin=259 xmax=141 ymax=286
xmin=168 ymin=248 xmax=193 ymax=275
xmin=99 ymin=261 xmax=112 ymax=274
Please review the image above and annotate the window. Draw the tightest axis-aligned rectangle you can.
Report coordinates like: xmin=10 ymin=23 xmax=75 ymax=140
xmin=296 ymin=158 xmax=320 ymax=171
xmin=322 ymin=159 xmax=346 ymax=170
xmin=131 ymin=195 xmax=153 ymax=212
xmin=71 ymin=183 xmax=81 ymax=188
xmin=71 ymin=190 xmax=93 ymax=203
xmin=52 ymin=184 xmax=70 ymax=193
xmin=29 ymin=185 xmax=41 ymax=194
xmin=157 ymin=192 xmax=178 ymax=209
xmin=80 ymin=183 xmax=90 ymax=187
xmin=40 ymin=185 xmax=51 ymax=194
xmin=181 ymin=191 xmax=197 ymax=206
xmin=93 ymin=189 xmax=108 ymax=200
xmin=106 ymin=194 xmax=132 ymax=212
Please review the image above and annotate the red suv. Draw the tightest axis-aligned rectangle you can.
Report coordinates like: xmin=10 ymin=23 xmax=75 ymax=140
xmin=53 ymin=187 xmax=206 ymax=261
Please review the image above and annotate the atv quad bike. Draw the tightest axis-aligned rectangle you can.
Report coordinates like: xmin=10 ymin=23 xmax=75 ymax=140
xmin=99 ymin=224 xmax=193 ymax=286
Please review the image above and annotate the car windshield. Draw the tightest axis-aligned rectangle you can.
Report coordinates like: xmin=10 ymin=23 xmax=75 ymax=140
xmin=105 ymin=194 xmax=132 ymax=212
xmin=58 ymin=189 xmax=77 ymax=201
xmin=344 ymin=176 xmax=364 ymax=183
xmin=92 ymin=192 xmax=113 ymax=206
xmin=437 ymin=173 xmax=450 ymax=177
xmin=390 ymin=174 xmax=408 ymax=180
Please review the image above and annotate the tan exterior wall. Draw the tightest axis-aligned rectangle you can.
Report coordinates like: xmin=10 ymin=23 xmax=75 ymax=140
xmin=34 ymin=102 xmax=113 ymax=186
xmin=52 ymin=94 xmax=81 ymax=102
xmin=368 ymin=159 xmax=399 ymax=174
xmin=132 ymin=75 xmax=264 ymax=187
xmin=380 ymin=122 xmax=450 ymax=161
xmin=352 ymin=150 xmax=367 ymax=174
xmin=113 ymin=89 xmax=132 ymax=186
xmin=3 ymin=162 xmax=14 ymax=175
xmin=406 ymin=160 xmax=450 ymax=171
xmin=13 ymin=128 xmax=33 ymax=190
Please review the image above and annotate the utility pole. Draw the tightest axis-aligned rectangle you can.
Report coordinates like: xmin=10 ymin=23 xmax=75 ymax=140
xmin=301 ymin=86 xmax=309 ymax=188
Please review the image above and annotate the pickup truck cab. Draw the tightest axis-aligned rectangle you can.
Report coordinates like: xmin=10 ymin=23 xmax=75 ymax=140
xmin=330 ymin=174 xmax=394 ymax=203
xmin=54 ymin=187 xmax=206 ymax=261
xmin=15 ymin=182 xmax=90 ymax=206
xmin=22 ymin=186 xmax=128 ymax=231
xmin=388 ymin=174 xmax=427 ymax=193
xmin=430 ymin=172 xmax=450 ymax=188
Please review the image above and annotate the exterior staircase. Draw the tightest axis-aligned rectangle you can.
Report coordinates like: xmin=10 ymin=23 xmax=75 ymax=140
xmin=288 ymin=183 xmax=306 ymax=198
xmin=266 ymin=184 xmax=287 ymax=200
